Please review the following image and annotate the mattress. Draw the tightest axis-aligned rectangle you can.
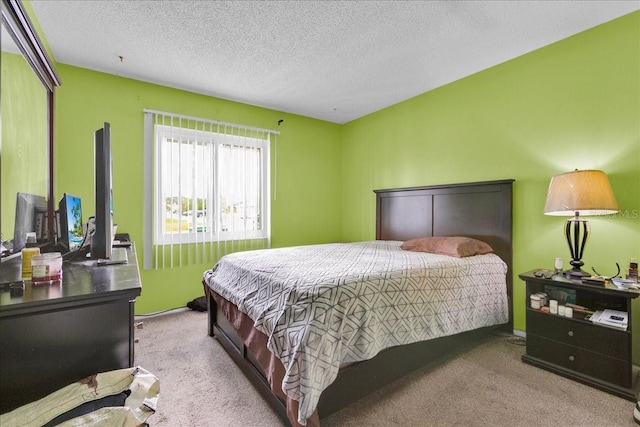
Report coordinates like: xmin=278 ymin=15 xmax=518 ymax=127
xmin=203 ymin=240 xmax=508 ymax=424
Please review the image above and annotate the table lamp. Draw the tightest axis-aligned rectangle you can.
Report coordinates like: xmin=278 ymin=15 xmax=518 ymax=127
xmin=543 ymin=169 xmax=618 ymax=279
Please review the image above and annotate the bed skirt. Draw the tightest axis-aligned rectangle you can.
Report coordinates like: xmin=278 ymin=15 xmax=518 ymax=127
xmin=209 ymin=288 xmax=320 ymax=427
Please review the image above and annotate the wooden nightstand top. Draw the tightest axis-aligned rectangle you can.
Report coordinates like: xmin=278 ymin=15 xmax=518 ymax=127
xmin=519 ymin=270 xmax=640 ymax=298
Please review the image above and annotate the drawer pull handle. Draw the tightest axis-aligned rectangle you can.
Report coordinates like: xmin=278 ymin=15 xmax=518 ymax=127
xmin=569 ymin=355 xmax=575 ymax=362
xmin=568 ymin=331 xmax=574 ymax=337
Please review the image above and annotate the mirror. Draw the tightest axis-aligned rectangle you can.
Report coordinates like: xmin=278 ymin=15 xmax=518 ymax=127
xmin=1 ymin=0 xmax=60 ymax=256
xmin=1 ymin=24 xmax=48 ymax=252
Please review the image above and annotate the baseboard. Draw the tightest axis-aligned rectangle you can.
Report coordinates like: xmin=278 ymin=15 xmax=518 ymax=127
xmin=134 ymin=307 xmax=190 ymax=321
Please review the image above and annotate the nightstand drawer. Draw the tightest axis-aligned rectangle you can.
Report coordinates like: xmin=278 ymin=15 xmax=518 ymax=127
xmin=527 ymin=334 xmax=631 ymax=388
xmin=527 ymin=310 xmax=629 ymax=361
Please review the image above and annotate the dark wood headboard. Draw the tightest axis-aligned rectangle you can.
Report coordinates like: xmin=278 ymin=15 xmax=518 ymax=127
xmin=374 ymin=179 xmax=514 ymax=326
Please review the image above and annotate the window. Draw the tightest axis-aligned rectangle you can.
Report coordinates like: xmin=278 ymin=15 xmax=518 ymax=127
xmin=144 ymin=111 xmax=274 ymax=269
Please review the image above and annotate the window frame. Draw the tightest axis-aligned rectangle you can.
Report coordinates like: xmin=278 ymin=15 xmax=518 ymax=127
xmin=153 ymin=124 xmax=270 ymax=246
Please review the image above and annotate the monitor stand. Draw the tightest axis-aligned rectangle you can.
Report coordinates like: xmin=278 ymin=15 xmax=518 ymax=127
xmin=96 ymin=247 xmax=128 ymax=266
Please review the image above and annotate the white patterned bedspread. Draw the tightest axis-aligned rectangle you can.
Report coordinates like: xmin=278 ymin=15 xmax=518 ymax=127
xmin=203 ymin=240 xmax=508 ymax=425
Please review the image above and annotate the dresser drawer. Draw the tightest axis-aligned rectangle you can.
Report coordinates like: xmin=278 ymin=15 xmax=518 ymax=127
xmin=527 ymin=310 xmax=629 ymax=361
xmin=526 ymin=334 xmax=631 ymax=388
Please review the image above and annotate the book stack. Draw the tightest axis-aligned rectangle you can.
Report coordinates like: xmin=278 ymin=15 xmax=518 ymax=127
xmin=589 ymin=309 xmax=628 ymax=330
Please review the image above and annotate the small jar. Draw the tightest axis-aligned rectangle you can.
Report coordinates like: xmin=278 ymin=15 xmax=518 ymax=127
xmin=31 ymin=252 xmax=63 ymax=284
xmin=536 ymin=293 xmax=547 ymax=307
xmin=530 ymin=294 xmax=541 ymax=310
xmin=554 ymin=257 xmax=563 ymax=274
xmin=549 ymin=300 xmax=558 ymax=315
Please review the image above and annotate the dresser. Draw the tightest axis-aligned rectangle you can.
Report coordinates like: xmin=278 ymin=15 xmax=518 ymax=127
xmin=520 ymin=270 xmax=638 ymax=400
xmin=0 ymin=245 xmax=142 ymax=414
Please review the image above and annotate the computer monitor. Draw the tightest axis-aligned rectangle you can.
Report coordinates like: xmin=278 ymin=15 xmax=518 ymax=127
xmin=91 ymin=122 xmax=114 ymax=260
xmin=59 ymin=193 xmax=83 ymax=252
xmin=12 ymin=192 xmax=47 ymax=253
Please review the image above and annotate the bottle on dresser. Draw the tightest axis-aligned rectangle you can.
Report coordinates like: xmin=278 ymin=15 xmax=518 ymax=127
xmin=628 ymin=258 xmax=638 ymax=283
xmin=21 ymin=232 xmax=40 ymax=279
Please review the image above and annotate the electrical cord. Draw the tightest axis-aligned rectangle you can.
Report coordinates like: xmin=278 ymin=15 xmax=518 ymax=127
xmin=490 ymin=327 xmax=526 ymax=346
xmin=507 ymin=336 xmax=526 ymax=346
xmin=592 ymin=263 xmax=621 ymax=279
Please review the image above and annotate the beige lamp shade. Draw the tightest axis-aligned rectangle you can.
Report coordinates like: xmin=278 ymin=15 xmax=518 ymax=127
xmin=543 ymin=169 xmax=618 ymax=216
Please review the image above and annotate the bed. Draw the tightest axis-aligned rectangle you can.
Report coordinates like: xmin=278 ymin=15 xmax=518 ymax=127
xmin=203 ymin=179 xmax=514 ymax=426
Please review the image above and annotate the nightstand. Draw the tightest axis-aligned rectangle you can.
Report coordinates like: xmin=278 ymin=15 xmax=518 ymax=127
xmin=520 ymin=270 xmax=639 ymax=401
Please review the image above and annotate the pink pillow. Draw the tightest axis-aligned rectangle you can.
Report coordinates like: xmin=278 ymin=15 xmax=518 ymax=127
xmin=400 ymin=236 xmax=493 ymax=258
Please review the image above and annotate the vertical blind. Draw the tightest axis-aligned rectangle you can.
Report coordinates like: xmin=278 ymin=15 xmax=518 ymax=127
xmin=143 ymin=109 xmax=278 ymax=270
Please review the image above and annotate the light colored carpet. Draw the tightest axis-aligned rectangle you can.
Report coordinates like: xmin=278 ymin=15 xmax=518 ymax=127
xmin=134 ymin=309 xmax=637 ymax=426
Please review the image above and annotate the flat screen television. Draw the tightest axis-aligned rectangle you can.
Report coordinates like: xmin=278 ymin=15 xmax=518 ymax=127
xmin=12 ymin=192 xmax=47 ymax=253
xmin=59 ymin=193 xmax=83 ymax=252
xmin=90 ymin=122 xmax=114 ymax=260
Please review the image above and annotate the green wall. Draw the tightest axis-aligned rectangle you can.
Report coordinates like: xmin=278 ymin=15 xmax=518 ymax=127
xmin=341 ymin=12 xmax=640 ymax=335
xmin=53 ymin=66 xmax=342 ymax=314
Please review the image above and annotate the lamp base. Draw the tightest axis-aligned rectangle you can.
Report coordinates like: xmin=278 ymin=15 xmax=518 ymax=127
xmin=564 ymin=268 xmax=590 ymax=279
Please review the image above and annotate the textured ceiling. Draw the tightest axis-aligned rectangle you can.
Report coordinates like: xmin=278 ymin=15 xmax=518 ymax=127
xmin=27 ymin=0 xmax=640 ymax=124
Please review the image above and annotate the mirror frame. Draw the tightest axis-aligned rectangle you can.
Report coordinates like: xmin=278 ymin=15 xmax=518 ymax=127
xmin=1 ymin=0 xmax=61 ymax=242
